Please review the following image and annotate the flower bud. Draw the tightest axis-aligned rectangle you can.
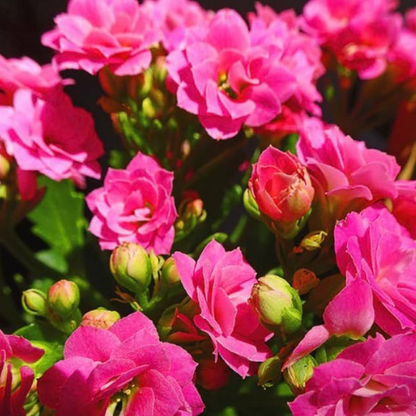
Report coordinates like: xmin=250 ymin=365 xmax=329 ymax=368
xmin=243 ymin=188 xmax=261 ymax=220
xmin=81 ymin=308 xmax=121 ymax=329
xmin=284 ymin=355 xmax=316 ymax=395
xmin=250 ymin=275 xmax=302 ymax=334
xmin=110 ymin=243 xmax=152 ymax=294
xmin=293 ymin=269 xmax=319 ymax=295
xmin=175 ymin=198 xmax=207 ymax=242
xmin=197 ymin=357 xmax=231 ymax=390
xmin=47 ymin=280 xmax=80 ymax=319
xmin=258 ymin=356 xmax=282 ymax=387
xmin=299 ymin=230 xmax=327 ymax=252
xmin=161 ymin=257 xmax=180 ymax=285
xmin=0 ymin=150 xmax=11 ymax=180
xmin=315 ymin=335 xmax=357 ymax=364
xmin=22 ymin=289 xmax=47 ymax=316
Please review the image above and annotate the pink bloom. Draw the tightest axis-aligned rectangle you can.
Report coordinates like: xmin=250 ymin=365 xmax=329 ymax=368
xmin=142 ymin=0 xmax=213 ymax=52
xmin=391 ymin=180 xmax=416 ymax=239
xmin=335 ymin=204 xmax=416 ymax=335
xmin=0 ymin=55 xmax=65 ymax=105
xmin=0 ymin=89 xmax=103 ymax=186
xmin=38 ymin=311 xmax=204 ymax=416
xmin=166 ymin=9 xmax=297 ymax=139
xmin=406 ymin=7 xmax=416 ymax=33
xmin=248 ymin=146 xmax=314 ymax=224
xmin=42 ymin=0 xmax=160 ymax=76
xmin=297 ymin=123 xmax=400 ymax=223
xmin=86 ymin=152 xmax=177 ymax=254
xmin=173 ymin=240 xmax=272 ymax=378
xmin=290 ymin=333 xmax=416 ymax=415
xmin=0 ymin=330 xmax=44 ymax=416
xmin=302 ymin=0 xmax=401 ymax=79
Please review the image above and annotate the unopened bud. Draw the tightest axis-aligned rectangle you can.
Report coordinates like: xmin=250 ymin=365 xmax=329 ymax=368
xmin=175 ymin=198 xmax=207 ymax=242
xmin=243 ymin=188 xmax=261 ymax=221
xmin=293 ymin=269 xmax=319 ymax=295
xmin=315 ymin=335 xmax=357 ymax=364
xmin=81 ymin=308 xmax=121 ymax=329
xmin=0 ymin=151 xmax=11 ymax=180
xmin=258 ymin=356 xmax=282 ymax=388
xmin=197 ymin=357 xmax=231 ymax=390
xmin=284 ymin=355 xmax=316 ymax=395
xmin=161 ymin=257 xmax=180 ymax=285
xmin=300 ymin=231 xmax=327 ymax=251
xmin=47 ymin=280 xmax=80 ymax=319
xmin=250 ymin=275 xmax=302 ymax=334
xmin=110 ymin=243 xmax=152 ymax=294
xmin=22 ymin=289 xmax=47 ymax=316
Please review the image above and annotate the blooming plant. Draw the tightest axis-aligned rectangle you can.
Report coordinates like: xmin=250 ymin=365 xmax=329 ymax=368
xmin=0 ymin=0 xmax=416 ymax=415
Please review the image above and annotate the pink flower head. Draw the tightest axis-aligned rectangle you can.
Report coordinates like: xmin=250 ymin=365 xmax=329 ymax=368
xmin=173 ymin=240 xmax=272 ymax=378
xmin=38 ymin=311 xmax=204 ymax=415
xmin=0 ymin=55 xmax=66 ymax=106
xmin=302 ymin=0 xmax=401 ymax=79
xmin=42 ymin=0 xmax=160 ymax=76
xmin=166 ymin=9 xmax=298 ymax=139
xmin=142 ymin=0 xmax=213 ymax=52
xmin=406 ymin=7 xmax=416 ymax=33
xmin=0 ymin=330 xmax=44 ymax=416
xmin=290 ymin=333 xmax=416 ymax=415
xmin=335 ymin=204 xmax=416 ymax=336
xmin=249 ymin=146 xmax=314 ymax=226
xmin=297 ymin=123 xmax=400 ymax=223
xmin=0 ymin=89 xmax=103 ymax=186
xmin=86 ymin=152 xmax=177 ymax=254
xmin=391 ymin=180 xmax=416 ymax=239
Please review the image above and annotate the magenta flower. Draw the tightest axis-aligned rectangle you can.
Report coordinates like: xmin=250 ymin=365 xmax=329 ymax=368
xmin=42 ymin=0 xmax=159 ymax=76
xmin=166 ymin=9 xmax=297 ymax=139
xmin=249 ymin=146 xmax=314 ymax=227
xmin=290 ymin=333 xmax=416 ymax=415
xmin=0 ymin=89 xmax=103 ymax=186
xmin=391 ymin=180 xmax=416 ymax=239
xmin=38 ymin=311 xmax=203 ymax=415
xmin=0 ymin=330 xmax=44 ymax=416
xmin=173 ymin=240 xmax=272 ymax=378
xmin=297 ymin=122 xmax=399 ymax=223
xmin=0 ymin=54 xmax=65 ymax=106
xmin=86 ymin=152 xmax=177 ymax=254
xmin=335 ymin=204 xmax=416 ymax=336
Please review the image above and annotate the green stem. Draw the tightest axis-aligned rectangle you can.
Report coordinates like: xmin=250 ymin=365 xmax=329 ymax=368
xmin=229 ymin=215 xmax=248 ymax=245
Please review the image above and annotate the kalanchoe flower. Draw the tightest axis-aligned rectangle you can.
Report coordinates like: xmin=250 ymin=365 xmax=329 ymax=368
xmin=248 ymin=146 xmax=314 ymax=237
xmin=391 ymin=180 xmax=416 ymax=239
xmin=173 ymin=240 xmax=272 ymax=378
xmin=166 ymin=8 xmax=298 ymax=139
xmin=290 ymin=333 xmax=416 ymax=415
xmin=38 ymin=311 xmax=204 ymax=415
xmin=0 ymin=89 xmax=103 ymax=186
xmin=47 ymin=280 xmax=81 ymax=320
xmin=42 ymin=0 xmax=160 ymax=76
xmin=86 ymin=152 xmax=177 ymax=254
xmin=0 ymin=330 xmax=44 ymax=416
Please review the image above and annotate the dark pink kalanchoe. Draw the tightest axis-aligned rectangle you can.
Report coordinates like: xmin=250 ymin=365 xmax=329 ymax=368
xmin=37 ymin=311 xmax=204 ymax=416
xmin=86 ymin=152 xmax=177 ymax=254
xmin=290 ymin=333 xmax=416 ymax=415
xmin=42 ymin=0 xmax=160 ymax=76
xmin=173 ymin=240 xmax=272 ymax=378
xmin=0 ymin=330 xmax=44 ymax=416
xmin=0 ymin=89 xmax=103 ymax=187
xmin=166 ymin=8 xmax=297 ymax=139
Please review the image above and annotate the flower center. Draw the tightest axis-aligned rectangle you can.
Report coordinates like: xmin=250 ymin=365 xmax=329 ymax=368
xmin=107 ymin=380 xmax=139 ymax=415
xmin=218 ymin=72 xmax=238 ymax=99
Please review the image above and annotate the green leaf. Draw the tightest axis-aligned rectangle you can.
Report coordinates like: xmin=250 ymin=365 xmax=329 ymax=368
xmin=28 ymin=177 xmax=86 ymax=273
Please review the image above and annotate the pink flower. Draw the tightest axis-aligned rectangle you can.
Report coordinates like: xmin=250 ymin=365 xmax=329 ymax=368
xmin=166 ymin=9 xmax=297 ymax=139
xmin=406 ymin=7 xmax=416 ymax=33
xmin=302 ymin=0 xmax=401 ymax=79
xmin=248 ymin=146 xmax=314 ymax=228
xmin=391 ymin=180 xmax=416 ymax=239
xmin=86 ymin=152 xmax=177 ymax=254
xmin=0 ymin=89 xmax=103 ymax=186
xmin=173 ymin=240 xmax=272 ymax=378
xmin=335 ymin=204 xmax=416 ymax=336
xmin=290 ymin=333 xmax=416 ymax=415
xmin=38 ymin=311 xmax=204 ymax=416
xmin=0 ymin=330 xmax=44 ymax=416
xmin=42 ymin=0 xmax=160 ymax=76
xmin=142 ymin=0 xmax=213 ymax=52
xmin=0 ymin=55 xmax=65 ymax=105
xmin=297 ymin=122 xmax=400 ymax=224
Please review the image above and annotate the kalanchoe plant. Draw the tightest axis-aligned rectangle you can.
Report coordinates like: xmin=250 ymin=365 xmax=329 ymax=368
xmin=0 ymin=0 xmax=416 ymax=415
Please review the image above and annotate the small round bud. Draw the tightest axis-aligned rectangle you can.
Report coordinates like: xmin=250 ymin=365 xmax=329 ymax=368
xmin=293 ymin=269 xmax=319 ymax=295
xmin=197 ymin=357 xmax=231 ymax=390
xmin=161 ymin=257 xmax=180 ymax=285
xmin=243 ymin=188 xmax=261 ymax=221
xmin=284 ymin=355 xmax=316 ymax=395
xmin=81 ymin=308 xmax=121 ymax=329
xmin=47 ymin=280 xmax=80 ymax=319
xmin=250 ymin=275 xmax=303 ymax=334
xmin=300 ymin=231 xmax=327 ymax=251
xmin=258 ymin=356 xmax=282 ymax=388
xmin=110 ymin=243 xmax=152 ymax=294
xmin=22 ymin=289 xmax=47 ymax=316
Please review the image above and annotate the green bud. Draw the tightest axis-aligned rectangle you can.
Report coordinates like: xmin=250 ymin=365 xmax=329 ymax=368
xmin=249 ymin=275 xmax=302 ymax=334
xmin=258 ymin=356 xmax=282 ymax=388
xmin=315 ymin=335 xmax=358 ymax=364
xmin=300 ymin=230 xmax=327 ymax=251
xmin=81 ymin=308 xmax=121 ymax=329
xmin=243 ymin=188 xmax=261 ymax=221
xmin=161 ymin=257 xmax=180 ymax=285
xmin=110 ymin=243 xmax=152 ymax=294
xmin=47 ymin=280 xmax=80 ymax=319
xmin=22 ymin=289 xmax=47 ymax=316
xmin=175 ymin=198 xmax=207 ymax=242
xmin=284 ymin=355 xmax=316 ymax=395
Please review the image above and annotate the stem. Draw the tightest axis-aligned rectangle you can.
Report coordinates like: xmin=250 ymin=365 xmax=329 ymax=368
xmin=229 ymin=215 xmax=248 ymax=245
